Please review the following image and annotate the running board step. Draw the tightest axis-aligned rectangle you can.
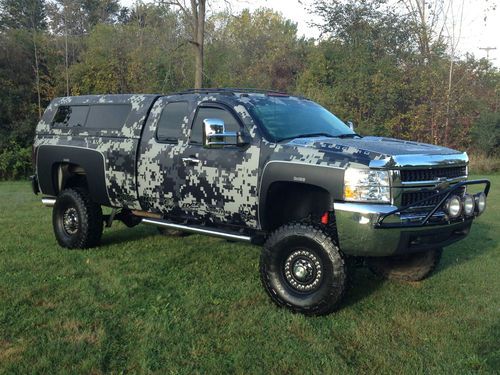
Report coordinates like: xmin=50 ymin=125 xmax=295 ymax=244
xmin=142 ymin=218 xmax=252 ymax=242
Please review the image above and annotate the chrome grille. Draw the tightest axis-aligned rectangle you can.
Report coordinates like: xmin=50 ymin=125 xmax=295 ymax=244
xmin=401 ymin=191 xmax=440 ymax=207
xmin=400 ymin=166 xmax=467 ymax=182
xmin=401 ymin=186 xmax=466 ymax=207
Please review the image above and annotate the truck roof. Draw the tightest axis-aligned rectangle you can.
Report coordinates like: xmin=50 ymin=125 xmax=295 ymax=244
xmin=50 ymin=94 xmax=161 ymax=105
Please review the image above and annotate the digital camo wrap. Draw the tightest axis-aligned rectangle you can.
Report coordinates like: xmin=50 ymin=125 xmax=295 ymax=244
xmin=136 ymin=94 xmax=261 ymax=229
xmin=34 ymin=94 xmax=159 ymax=209
xmin=35 ymin=90 xmax=465 ymax=232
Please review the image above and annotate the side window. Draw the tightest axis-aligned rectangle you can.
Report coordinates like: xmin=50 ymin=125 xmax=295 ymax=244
xmin=157 ymin=102 xmax=189 ymax=142
xmin=52 ymin=105 xmax=89 ymax=128
xmin=190 ymin=107 xmax=241 ymax=144
xmin=86 ymin=104 xmax=131 ymax=129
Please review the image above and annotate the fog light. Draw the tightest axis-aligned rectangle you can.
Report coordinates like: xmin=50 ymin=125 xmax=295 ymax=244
xmin=445 ymin=195 xmax=462 ymax=218
xmin=463 ymin=194 xmax=475 ymax=216
xmin=475 ymin=192 xmax=486 ymax=215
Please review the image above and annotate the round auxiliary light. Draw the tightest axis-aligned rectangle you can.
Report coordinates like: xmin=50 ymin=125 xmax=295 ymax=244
xmin=463 ymin=194 xmax=475 ymax=216
xmin=445 ymin=195 xmax=462 ymax=218
xmin=475 ymin=192 xmax=487 ymax=215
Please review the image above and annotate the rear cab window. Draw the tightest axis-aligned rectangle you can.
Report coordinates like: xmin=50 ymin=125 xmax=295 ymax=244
xmin=156 ymin=102 xmax=189 ymax=143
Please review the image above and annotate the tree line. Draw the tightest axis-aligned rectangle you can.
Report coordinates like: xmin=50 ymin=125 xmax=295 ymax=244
xmin=0 ymin=0 xmax=498 ymax=179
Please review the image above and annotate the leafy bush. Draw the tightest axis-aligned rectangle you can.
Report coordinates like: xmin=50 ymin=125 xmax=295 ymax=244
xmin=471 ymin=111 xmax=500 ymax=157
xmin=468 ymin=153 xmax=500 ymax=174
xmin=0 ymin=142 xmax=32 ymax=180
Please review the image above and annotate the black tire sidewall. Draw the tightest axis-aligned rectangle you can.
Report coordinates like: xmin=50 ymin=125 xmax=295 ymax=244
xmin=264 ymin=236 xmax=335 ymax=308
xmin=260 ymin=224 xmax=347 ymax=315
xmin=52 ymin=188 xmax=102 ymax=249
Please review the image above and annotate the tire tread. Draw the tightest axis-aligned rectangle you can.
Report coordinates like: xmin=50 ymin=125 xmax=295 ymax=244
xmin=259 ymin=223 xmax=347 ymax=316
xmin=53 ymin=188 xmax=103 ymax=249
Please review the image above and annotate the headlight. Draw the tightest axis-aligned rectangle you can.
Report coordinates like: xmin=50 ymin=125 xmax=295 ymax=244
xmin=344 ymin=168 xmax=390 ymax=203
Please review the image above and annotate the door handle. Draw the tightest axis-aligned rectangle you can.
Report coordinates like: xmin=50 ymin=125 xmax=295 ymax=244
xmin=182 ymin=157 xmax=201 ymax=165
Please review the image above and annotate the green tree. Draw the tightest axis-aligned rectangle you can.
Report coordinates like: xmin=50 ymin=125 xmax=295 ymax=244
xmin=68 ymin=3 xmax=189 ymax=94
xmin=162 ymin=0 xmax=207 ymax=89
xmin=300 ymin=1 xmax=417 ymax=136
xmin=205 ymin=8 xmax=308 ymax=91
xmin=471 ymin=111 xmax=500 ymax=156
xmin=0 ymin=0 xmax=46 ymax=30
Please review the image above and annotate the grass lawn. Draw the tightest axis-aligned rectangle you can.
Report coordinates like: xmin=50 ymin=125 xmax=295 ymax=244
xmin=0 ymin=175 xmax=499 ymax=374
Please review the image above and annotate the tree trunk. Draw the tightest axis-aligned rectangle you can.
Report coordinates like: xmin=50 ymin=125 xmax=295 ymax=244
xmin=33 ymin=32 xmax=42 ymax=119
xmin=444 ymin=57 xmax=454 ymax=146
xmin=158 ymin=0 xmax=207 ymax=88
xmin=193 ymin=0 xmax=205 ymax=89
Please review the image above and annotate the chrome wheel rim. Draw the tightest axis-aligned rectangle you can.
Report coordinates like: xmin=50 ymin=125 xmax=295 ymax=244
xmin=284 ymin=250 xmax=322 ymax=292
xmin=63 ymin=207 xmax=79 ymax=235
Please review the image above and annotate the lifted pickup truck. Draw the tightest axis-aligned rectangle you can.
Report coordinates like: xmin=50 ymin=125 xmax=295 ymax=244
xmin=32 ymin=88 xmax=490 ymax=315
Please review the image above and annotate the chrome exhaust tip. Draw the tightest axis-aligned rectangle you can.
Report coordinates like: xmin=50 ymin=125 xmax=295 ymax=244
xmin=41 ymin=198 xmax=56 ymax=207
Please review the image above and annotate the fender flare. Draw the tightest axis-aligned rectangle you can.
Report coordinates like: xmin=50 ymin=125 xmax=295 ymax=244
xmin=258 ymin=161 xmax=345 ymax=228
xmin=36 ymin=145 xmax=110 ymax=205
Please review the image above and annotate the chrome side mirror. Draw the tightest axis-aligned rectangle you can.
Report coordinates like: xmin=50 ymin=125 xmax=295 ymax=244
xmin=203 ymin=118 xmax=244 ymax=148
xmin=347 ymin=120 xmax=355 ymax=131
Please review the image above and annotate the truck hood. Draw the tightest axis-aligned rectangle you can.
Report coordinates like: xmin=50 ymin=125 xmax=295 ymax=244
xmin=283 ymin=136 xmax=467 ymax=168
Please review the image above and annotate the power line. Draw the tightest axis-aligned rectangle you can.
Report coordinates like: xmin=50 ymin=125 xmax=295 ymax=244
xmin=479 ymin=46 xmax=497 ymax=60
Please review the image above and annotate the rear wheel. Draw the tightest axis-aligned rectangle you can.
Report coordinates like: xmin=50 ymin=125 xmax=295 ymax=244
xmin=53 ymin=188 xmax=103 ymax=249
xmin=367 ymin=248 xmax=443 ymax=281
xmin=260 ymin=223 xmax=347 ymax=316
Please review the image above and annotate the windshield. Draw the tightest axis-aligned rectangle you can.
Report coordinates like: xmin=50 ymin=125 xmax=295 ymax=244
xmin=247 ymin=96 xmax=354 ymax=142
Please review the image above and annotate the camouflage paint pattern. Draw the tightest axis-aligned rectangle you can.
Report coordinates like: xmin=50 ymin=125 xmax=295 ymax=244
xmin=34 ymin=91 xmax=465 ymax=232
xmin=34 ymin=94 xmax=158 ymax=209
xmin=136 ymin=94 xmax=261 ymax=228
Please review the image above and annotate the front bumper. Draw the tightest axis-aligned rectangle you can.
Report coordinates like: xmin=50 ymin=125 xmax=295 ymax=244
xmin=334 ymin=179 xmax=490 ymax=257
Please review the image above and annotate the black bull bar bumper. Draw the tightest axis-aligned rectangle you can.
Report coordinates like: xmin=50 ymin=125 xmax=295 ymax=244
xmin=376 ymin=179 xmax=490 ymax=228
xmin=333 ymin=179 xmax=490 ymax=256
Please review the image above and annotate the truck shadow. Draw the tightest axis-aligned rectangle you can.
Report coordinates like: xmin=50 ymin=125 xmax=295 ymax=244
xmin=343 ymin=220 xmax=496 ymax=307
xmin=100 ymin=224 xmax=158 ymax=246
xmin=342 ymin=268 xmax=384 ymax=308
xmin=437 ymin=220 xmax=497 ymax=272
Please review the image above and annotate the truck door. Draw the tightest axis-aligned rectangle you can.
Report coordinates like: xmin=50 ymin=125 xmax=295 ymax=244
xmin=177 ymin=102 xmax=260 ymax=228
xmin=137 ymin=97 xmax=192 ymax=214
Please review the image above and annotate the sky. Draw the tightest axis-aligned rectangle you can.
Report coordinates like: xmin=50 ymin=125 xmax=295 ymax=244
xmin=120 ymin=0 xmax=500 ymax=66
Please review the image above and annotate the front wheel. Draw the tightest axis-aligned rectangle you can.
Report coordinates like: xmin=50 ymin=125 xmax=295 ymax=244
xmin=260 ymin=223 xmax=348 ymax=316
xmin=367 ymin=248 xmax=443 ymax=281
xmin=53 ymin=188 xmax=103 ymax=249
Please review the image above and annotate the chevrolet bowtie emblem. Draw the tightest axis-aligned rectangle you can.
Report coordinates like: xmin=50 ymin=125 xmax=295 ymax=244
xmin=435 ymin=177 xmax=450 ymax=190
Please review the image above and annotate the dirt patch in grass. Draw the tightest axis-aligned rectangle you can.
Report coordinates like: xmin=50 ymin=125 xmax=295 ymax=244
xmin=34 ymin=299 xmax=57 ymax=309
xmin=0 ymin=340 xmax=26 ymax=363
xmin=62 ymin=320 xmax=103 ymax=345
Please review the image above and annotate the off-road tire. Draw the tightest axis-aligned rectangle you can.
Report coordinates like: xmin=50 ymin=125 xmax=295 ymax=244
xmin=157 ymin=227 xmax=191 ymax=237
xmin=367 ymin=248 xmax=443 ymax=281
xmin=260 ymin=223 xmax=347 ymax=316
xmin=53 ymin=188 xmax=103 ymax=249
